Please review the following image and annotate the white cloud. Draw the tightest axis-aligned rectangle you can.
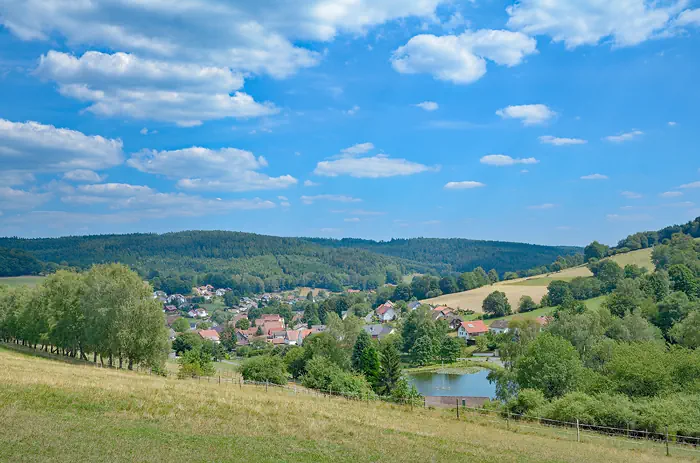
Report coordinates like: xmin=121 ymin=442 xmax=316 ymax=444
xmin=344 ymin=105 xmax=360 ymax=116
xmin=63 ymin=169 xmax=106 ymax=183
xmin=314 ymin=143 xmax=437 ymax=178
xmin=581 ymin=173 xmax=608 ymax=180
xmin=680 ymin=181 xmax=700 ymax=189
xmin=444 ymin=181 xmax=485 ymax=189
xmin=506 ymin=0 xmax=687 ymax=49
xmin=668 ymin=121 xmax=678 ymax=126
xmin=528 ymin=203 xmax=555 ymax=210
xmin=61 ymin=182 xmax=275 ymax=215
xmin=301 ymin=195 xmax=362 ymax=205
xmin=604 ymin=130 xmax=643 ymax=142
xmin=0 ymin=187 xmax=51 ymax=210
xmin=391 ymin=29 xmax=537 ymax=84
xmin=140 ymin=127 xmax=158 ymax=135
xmin=480 ymin=154 xmax=539 ymax=166
xmin=621 ymin=191 xmax=642 ymax=199
xmin=539 ymin=135 xmax=587 ymax=145
xmin=36 ymin=51 xmax=278 ymax=126
xmin=607 ymin=213 xmax=652 ymax=222
xmin=277 ymin=196 xmax=288 ymax=201
xmin=304 ymin=180 xmax=319 ymax=187
xmin=660 ymin=191 xmax=683 ymax=198
xmin=128 ymin=147 xmax=297 ymax=192
xmin=415 ymin=101 xmax=439 ymax=111
xmin=496 ymin=104 xmax=556 ymax=125
xmin=344 ymin=217 xmax=360 ymax=222
xmin=0 ymin=171 xmax=36 ymax=186
xmin=675 ymin=8 xmax=700 ymax=26
xmin=0 ymin=118 xmax=123 ymax=176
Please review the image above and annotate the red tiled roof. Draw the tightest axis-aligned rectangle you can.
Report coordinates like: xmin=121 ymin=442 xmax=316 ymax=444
xmin=460 ymin=320 xmax=488 ymax=334
xmin=376 ymin=303 xmax=394 ymax=315
xmin=286 ymin=330 xmax=299 ymax=341
xmin=198 ymin=329 xmax=220 ymax=340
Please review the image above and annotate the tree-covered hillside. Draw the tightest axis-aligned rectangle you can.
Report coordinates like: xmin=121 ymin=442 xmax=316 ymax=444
xmin=0 ymin=248 xmax=43 ymax=277
xmin=307 ymin=237 xmax=580 ymax=274
xmin=0 ymin=231 xmax=580 ymax=294
xmin=615 ymin=216 xmax=700 ymax=252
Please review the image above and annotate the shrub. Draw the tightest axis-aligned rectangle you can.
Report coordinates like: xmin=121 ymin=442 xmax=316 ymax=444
xmin=301 ymin=356 xmax=374 ymax=398
xmin=240 ymin=355 xmax=288 ymax=385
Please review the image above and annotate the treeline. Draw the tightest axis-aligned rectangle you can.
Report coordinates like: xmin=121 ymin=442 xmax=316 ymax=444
xmin=0 ymin=264 xmax=168 ymax=370
xmin=0 ymin=247 xmax=43 ymax=277
xmin=487 ymin=232 xmax=700 ymax=436
xmin=614 ymin=215 xmax=700 ymax=253
xmin=307 ymin=237 xmax=581 ymax=274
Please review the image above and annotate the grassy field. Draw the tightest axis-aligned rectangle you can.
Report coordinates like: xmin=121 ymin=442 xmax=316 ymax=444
xmin=0 ymin=346 xmax=691 ymax=463
xmin=0 ymin=275 xmax=46 ymax=287
xmin=423 ymin=248 xmax=653 ymax=312
xmin=481 ymin=296 xmax=606 ymax=326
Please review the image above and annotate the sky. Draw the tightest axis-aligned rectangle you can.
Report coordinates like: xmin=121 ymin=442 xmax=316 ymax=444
xmin=0 ymin=1 xmax=699 ymax=246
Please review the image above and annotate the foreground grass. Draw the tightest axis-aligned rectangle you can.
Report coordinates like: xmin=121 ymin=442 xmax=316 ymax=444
xmin=0 ymin=346 xmax=692 ymax=462
xmin=0 ymin=275 xmax=47 ymax=287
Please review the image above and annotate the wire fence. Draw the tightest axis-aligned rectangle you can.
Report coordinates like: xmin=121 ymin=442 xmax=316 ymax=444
xmin=4 ymin=343 xmax=700 ymax=459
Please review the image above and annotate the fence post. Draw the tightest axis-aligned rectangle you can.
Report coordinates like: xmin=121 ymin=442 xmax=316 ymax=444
xmin=576 ymin=419 xmax=580 ymax=443
xmin=506 ymin=411 xmax=510 ymax=431
xmin=239 ymin=378 xmax=242 ymax=389
xmin=423 ymin=396 xmax=426 ymax=409
xmin=218 ymin=375 xmax=221 ymax=385
xmin=666 ymin=426 xmax=670 ymax=457
xmin=456 ymin=398 xmax=460 ymax=420
xmin=266 ymin=380 xmax=268 ymax=392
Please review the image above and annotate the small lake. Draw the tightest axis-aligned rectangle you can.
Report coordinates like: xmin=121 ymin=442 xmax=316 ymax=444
xmin=406 ymin=369 xmax=496 ymax=398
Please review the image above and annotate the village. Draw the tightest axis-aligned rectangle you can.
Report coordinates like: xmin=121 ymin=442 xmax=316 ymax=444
xmin=155 ymin=283 xmax=551 ymax=353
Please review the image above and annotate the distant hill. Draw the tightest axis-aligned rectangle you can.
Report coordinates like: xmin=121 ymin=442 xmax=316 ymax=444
xmin=615 ymin=216 xmax=700 ymax=251
xmin=0 ymin=231 xmax=580 ymax=293
xmin=0 ymin=248 xmax=43 ymax=277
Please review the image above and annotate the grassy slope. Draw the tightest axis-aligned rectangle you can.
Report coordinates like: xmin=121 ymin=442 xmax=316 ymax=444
xmin=0 ymin=275 xmax=46 ymax=287
xmin=422 ymin=248 xmax=654 ymax=313
xmin=0 ymin=347 xmax=687 ymax=463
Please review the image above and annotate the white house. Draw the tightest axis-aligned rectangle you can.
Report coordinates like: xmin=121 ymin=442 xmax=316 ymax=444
xmin=458 ymin=320 xmax=488 ymax=341
xmin=376 ymin=301 xmax=397 ymax=323
xmin=488 ymin=319 xmax=510 ymax=335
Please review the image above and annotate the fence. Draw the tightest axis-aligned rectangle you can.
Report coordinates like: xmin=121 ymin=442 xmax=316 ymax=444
xmin=4 ymin=342 xmax=700 ymax=459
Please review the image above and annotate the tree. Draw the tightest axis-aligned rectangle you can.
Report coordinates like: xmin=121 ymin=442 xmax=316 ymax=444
xmin=178 ymin=346 xmax=215 ymax=378
xmin=241 ymin=355 xmax=288 ymax=385
xmin=668 ymin=264 xmax=698 ymax=298
xmin=223 ymin=291 xmax=238 ymax=307
xmin=235 ymin=318 xmax=250 ymax=330
xmin=410 ymin=335 xmax=435 ymax=366
xmin=351 ymin=330 xmax=372 ymax=371
xmin=515 ymin=333 xmax=584 ymax=399
xmin=171 ymin=318 xmax=191 ymax=333
xmin=547 ymin=281 xmax=572 ymax=307
xmin=488 ymin=269 xmax=499 ymax=284
xmin=623 ymin=264 xmax=647 ymax=279
xmin=219 ymin=325 xmax=237 ymax=351
xmin=284 ymin=346 xmax=307 ymax=379
xmin=482 ymin=291 xmax=512 ymax=317
xmin=518 ymin=295 xmax=538 ymax=313
xmin=584 ymin=241 xmax=609 ymax=262
xmin=378 ymin=342 xmax=402 ymax=395
xmin=359 ymin=342 xmax=381 ymax=389
xmin=603 ymin=279 xmax=645 ymax=318
xmin=591 ymin=260 xmax=623 ymax=293
xmin=439 ymin=336 xmax=462 ymax=363
xmin=393 ymin=283 xmax=412 ymax=302
xmin=670 ymin=311 xmax=700 ymax=349
xmin=173 ymin=332 xmax=202 ymax=355
xmin=655 ymin=292 xmax=697 ymax=334
xmin=640 ymin=271 xmax=670 ymax=302
xmin=438 ymin=277 xmax=458 ymax=295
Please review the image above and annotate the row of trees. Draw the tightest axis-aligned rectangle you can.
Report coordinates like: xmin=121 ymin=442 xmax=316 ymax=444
xmin=0 ymin=264 xmax=168 ymax=370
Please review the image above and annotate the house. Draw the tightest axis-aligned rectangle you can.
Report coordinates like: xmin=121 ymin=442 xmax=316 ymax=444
xmin=215 ymin=289 xmax=227 ymax=297
xmin=364 ymin=312 xmax=375 ymax=323
xmin=168 ymin=328 xmax=177 ymax=340
xmin=444 ymin=313 xmax=463 ymax=330
xmin=285 ymin=330 xmax=300 ymax=345
xmin=489 ymin=319 xmax=510 ymax=335
xmin=376 ymin=301 xmax=397 ymax=322
xmin=167 ymin=294 xmax=186 ymax=305
xmin=198 ymin=329 xmax=220 ymax=343
xmin=164 ymin=305 xmax=178 ymax=313
xmin=458 ymin=320 xmax=489 ymax=341
xmin=407 ymin=301 xmax=421 ymax=311
xmin=363 ymin=324 xmax=395 ymax=341
xmin=235 ymin=329 xmax=249 ymax=345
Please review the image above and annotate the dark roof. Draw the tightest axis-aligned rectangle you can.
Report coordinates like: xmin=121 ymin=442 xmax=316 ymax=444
xmin=489 ymin=319 xmax=510 ymax=329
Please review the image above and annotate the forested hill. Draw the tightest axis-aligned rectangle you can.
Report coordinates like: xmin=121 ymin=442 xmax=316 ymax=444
xmin=615 ymin=216 xmax=700 ymax=252
xmin=0 ymin=231 xmax=580 ymax=292
xmin=306 ymin=237 xmax=580 ymax=274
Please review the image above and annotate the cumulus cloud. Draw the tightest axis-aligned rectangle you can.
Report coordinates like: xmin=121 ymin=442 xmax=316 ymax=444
xmin=444 ymin=181 xmax=485 ymax=189
xmin=36 ymin=51 xmax=277 ymax=126
xmin=668 ymin=121 xmax=678 ymax=126
xmin=61 ymin=182 xmax=275 ymax=214
xmin=539 ymin=135 xmax=587 ymax=145
xmin=344 ymin=105 xmax=360 ymax=116
xmin=301 ymin=195 xmax=362 ymax=205
xmin=0 ymin=118 xmax=123 ymax=177
xmin=303 ymin=180 xmax=319 ymax=187
xmin=391 ymin=29 xmax=537 ymax=84
xmin=480 ymin=154 xmax=539 ymax=166
xmin=677 ymin=9 xmax=700 ymax=26
xmin=581 ymin=173 xmax=608 ymax=180
xmin=415 ymin=101 xmax=439 ymax=111
xmin=0 ymin=187 xmax=51 ymax=210
xmin=128 ymin=147 xmax=297 ymax=192
xmin=62 ymin=169 xmax=106 ymax=183
xmin=660 ymin=191 xmax=683 ymax=198
xmin=604 ymin=130 xmax=643 ymax=142
xmin=621 ymin=191 xmax=642 ymax=199
xmin=314 ymin=143 xmax=437 ymax=178
xmin=528 ymin=203 xmax=556 ymax=210
xmin=496 ymin=104 xmax=556 ymax=125
xmin=506 ymin=0 xmax=688 ymax=49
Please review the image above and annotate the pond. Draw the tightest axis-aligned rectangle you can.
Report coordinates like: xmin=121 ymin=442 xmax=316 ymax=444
xmin=406 ymin=369 xmax=496 ymax=398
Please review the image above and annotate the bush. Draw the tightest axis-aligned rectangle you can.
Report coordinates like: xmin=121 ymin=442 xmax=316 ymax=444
xmin=240 ymin=355 xmax=288 ymax=385
xmin=518 ymin=295 xmax=538 ymax=313
xmin=301 ymin=356 xmax=374 ymax=398
xmin=178 ymin=347 xmax=215 ymax=378
xmin=506 ymin=388 xmax=546 ymax=418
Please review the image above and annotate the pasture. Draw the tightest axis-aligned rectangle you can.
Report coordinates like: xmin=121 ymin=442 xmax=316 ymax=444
xmin=0 ymin=275 xmax=46 ymax=287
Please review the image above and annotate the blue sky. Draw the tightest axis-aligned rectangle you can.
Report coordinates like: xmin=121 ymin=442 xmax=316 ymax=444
xmin=1 ymin=1 xmax=699 ymax=246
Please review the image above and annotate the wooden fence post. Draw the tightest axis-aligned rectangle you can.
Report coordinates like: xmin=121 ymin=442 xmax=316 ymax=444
xmin=265 ymin=380 xmax=268 ymax=392
xmin=456 ymin=398 xmax=460 ymax=420
xmin=576 ymin=419 xmax=580 ymax=443
xmin=506 ymin=411 xmax=510 ymax=431
xmin=666 ymin=426 xmax=670 ymax=457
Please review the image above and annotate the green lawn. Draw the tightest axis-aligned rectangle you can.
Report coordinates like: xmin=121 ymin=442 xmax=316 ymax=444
xmin=481 ymin=296 xmax=607 ymax=326
xmin=0 ymin=276 xmax=46 ymax=287
xmin=608 ymin=248 xmax=654 ymax=270
xmin=200 ymin=298 xmax=227 ymax=311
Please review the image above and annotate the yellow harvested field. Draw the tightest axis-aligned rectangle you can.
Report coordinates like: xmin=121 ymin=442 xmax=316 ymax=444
xmin=422 ymin=281 xmax=549 ymax=312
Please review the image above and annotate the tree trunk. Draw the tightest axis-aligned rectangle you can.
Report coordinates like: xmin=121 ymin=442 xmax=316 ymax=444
xmin=128 ymin=358 xmax=133 ymax=370
xmin=119 ymin=356 xmax=123 ymax=369
xmin=93 ymin=352 xmax=97 ymax=363
xmin=108 ymin=354 xmax=113 ymax=368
